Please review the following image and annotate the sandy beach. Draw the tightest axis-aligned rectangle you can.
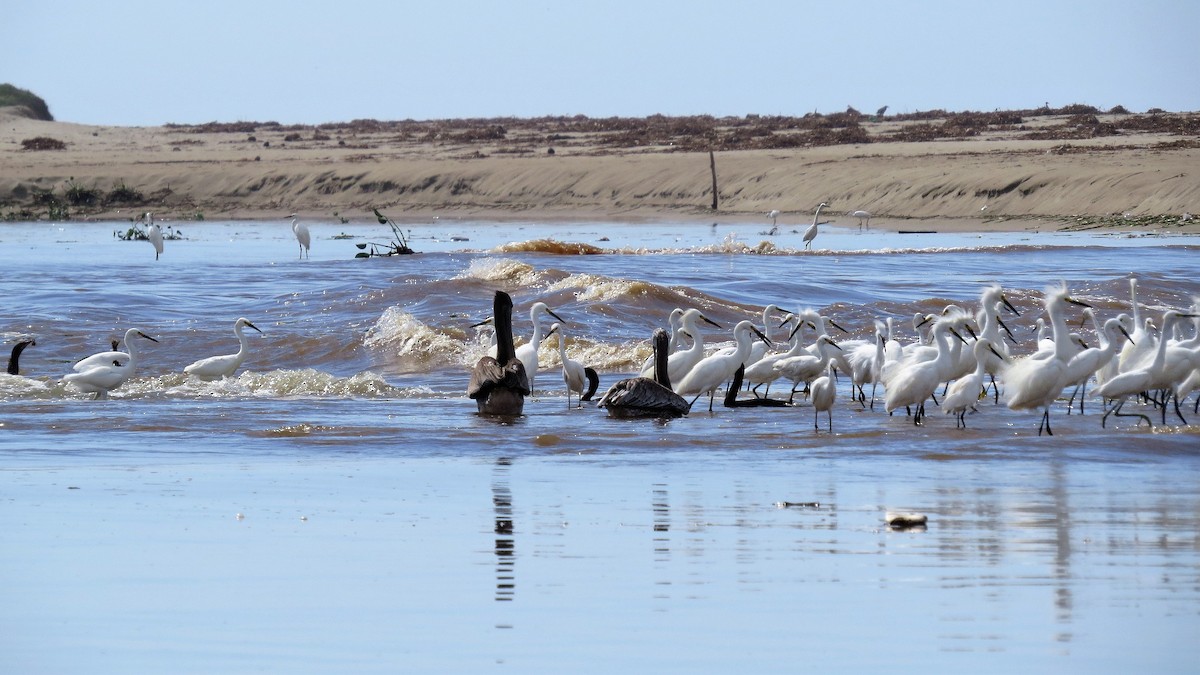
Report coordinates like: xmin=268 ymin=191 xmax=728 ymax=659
xmin=2 ymin=106 xmax=1198 ymax=233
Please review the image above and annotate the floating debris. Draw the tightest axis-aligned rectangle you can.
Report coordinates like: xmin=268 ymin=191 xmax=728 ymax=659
xmin=886 ymin=511 xmax=928 ymax=530
xmin=775 ymin=501 xmax=821 ymax=509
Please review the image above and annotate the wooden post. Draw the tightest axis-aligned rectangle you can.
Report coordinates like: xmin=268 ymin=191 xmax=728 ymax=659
xmin=709 ymin=150 xmax=719 ymax=211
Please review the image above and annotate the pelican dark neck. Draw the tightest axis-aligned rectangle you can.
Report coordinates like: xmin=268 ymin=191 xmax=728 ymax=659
xmin=8 ymin=340 xmax=33 ymax=375
xmin=493 ymin=291 xmax=517 ymax=364
xmin=652 ymin=328 xmax=671 ymax=389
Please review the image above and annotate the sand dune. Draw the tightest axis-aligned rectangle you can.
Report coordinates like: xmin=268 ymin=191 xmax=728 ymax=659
xmin=1 ymin=106 xmax=1197 ymax=232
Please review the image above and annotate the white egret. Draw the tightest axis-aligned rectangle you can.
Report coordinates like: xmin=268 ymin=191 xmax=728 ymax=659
xmin=846 ymin=322 xmax=886 ymax=408
xmin=767 ymin=210 xmax=781 ymax=235
xmin=146 ymin=212 xmax=163 ymax=260
xmin=183 ymin=317 xmax=264 ymax=381
xmin=663 ymin=309 xmax=721 ymax=385
xmin=1097 ymin=311 xmax=1195 ymax=428
xmin=810 ymin=363 xmax=837 ymax=431
xmin=942 ymin=338 xmax=1005 ymax=428
xmin=1003 ymin=286 xmax=1091 ymax=435
xmin=1063 ymin=316 xmax=1132 ymax=414
xmin=553 ymin=323 xmax=599 ymax=408
xmin=714 ymin=304 xmax=782 ymax=368
xmin=850 ymin=210 xmax=871 ymax=228
xmin=742 ymin=315 xmax=814 ymax=398
xmin=674 ymin=320 xmax=770 ymax=411
xmin=802 ymin=202 xmax=829 ymax=250
xmin=468 ymin=291 xmax=529 ymax=416
xmin=63 ymin=328 xmax=159 ymax=400
xmin=884 ymin=320 xmax=964 ymax=425
xmin=514 ymin=301 xmax=565 ymax=395
xmin=598 ymin=328 xmax=689 ymax=419
xmin=291 ymin=214 xmax=310 ymax=259
xmin=6 ymin=339 xmax=35 ymax=375
xmin=773 ymin=334 xmax=843 ymax=405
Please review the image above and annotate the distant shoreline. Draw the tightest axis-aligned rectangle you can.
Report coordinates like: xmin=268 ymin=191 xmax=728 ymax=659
xmin=2 ymin=106 xmax=1197 ymax=234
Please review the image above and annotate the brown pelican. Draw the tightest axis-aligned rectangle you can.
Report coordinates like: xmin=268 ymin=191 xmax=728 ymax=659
xmin=598 ymin=329 xmax=689 ymax=419
xmin=469 ymin=291 xmax=530 ymax=415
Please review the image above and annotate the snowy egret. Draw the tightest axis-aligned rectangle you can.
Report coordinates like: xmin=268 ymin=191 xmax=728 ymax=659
xmin=810 ymin=364 xmax=837 ymax=431
xmin=714 ymin=304 xmax=782 ymax=368
xmin=850 ymin=210 xmax=871 ymax=228
xmin=291 ymin=214 xmax=310 ymax=259
xmin=766 ymin=210 xmax=781 ymax=235
xmin=1097 ymin=311 xmax=1196 ymax=428
xmin=63 ymin=328 xmax=159 ymax=400
xmin=598 ymin=328 xmax=689 ymax=419
xmin=802 ymin=202 xmax=829 ymax=250
xmin=146 ymin=212 xmax=163 ymax=260
xmin=468 ymin=291 xmax=529 ymax=415
xmin=6 ymin=339 xmax=34 ymax=375
xmin=884 ymin=319 xmax=964 ymax=425
xmin=183 ymin=317 xmax=264 ymax=380
xmin=552 ymin=323 xmax=599 ymax=408
xmin=674 ymin=320 xmax=770 ymax=411
xmin=741 ymin=316 xmax=815 ymax=398
xmin=942 ymin=338 xmax=1005 ymax=428
xmin=514 ymin=301 xmax=565 ymax=395
xmin=1003 ymin=286 xmax=1091 ymax=435
xmin=774 ymin=334 xmax=843 ymax=405
xmin=663 ymin=309 xmax=721 ymax=385
xmin=1063 ymin=316 xmax=1132 ymax=414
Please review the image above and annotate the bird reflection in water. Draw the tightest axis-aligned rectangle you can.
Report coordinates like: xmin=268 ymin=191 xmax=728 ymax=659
xmin=493 ymin=457 xmax=515 ymax=603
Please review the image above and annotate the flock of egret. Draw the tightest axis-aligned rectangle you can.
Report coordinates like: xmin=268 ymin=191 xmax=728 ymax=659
xmin=0 ymin=318 xmax=266 ymax=400
xmin=470 ymin=280 xmax=1200 ymax=435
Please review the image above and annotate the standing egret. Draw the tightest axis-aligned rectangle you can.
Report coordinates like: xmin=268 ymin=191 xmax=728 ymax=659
xmin=674 ymin=321 xmax=770 ymax=411
xmin=468 ymin=291 xmax=529 ymax=416
xmin=514 ymin=301 xmax=565 ymax=395
xmin=850 ymin=210 xmax=871 ymax=229
xmin=63 ymin=328 xmax=159 ymax=400
xmin=884 ymin=320 xmax=964 ymax=425
xmin=1003 ymin=286 xmax=1091 ymax=435
xmin=767 ymin=210 xmax=781 ymax=235
xmin=802 ymin=202 xmax=829 ymax=250
xmin=598 ymin=328 xmax=689 ymax=419
xmin=810 ymin=363 xmax=837 ymax=431
xmin=663 ymin=309 xmax=721 ymax=385
xmin=183 ymin=317 xmax=264 ymax=380
xmin=774 ymin=333 xmax=843 ymax=405
xmin=6 ymin=339 xmax=35 ymax=375
xmin=1063 ymin=316 xmax=1132 ymax=414
xmin=291 ymin=214 xmax=310 ymax=259
xmin=146 ymin=212 xmax=163 ymax=260
xmin=552 ymin=322 xmax=599 ymax=408
xmin=1097 ymin=311 xmax=1196 ymax=428
xmin=942 ymin=338 xmax=1005 ymax=428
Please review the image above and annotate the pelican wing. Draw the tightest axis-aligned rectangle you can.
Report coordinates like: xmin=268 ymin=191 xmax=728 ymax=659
xmin=468 ymin=357 xmax=530 ymax=400
xmin=599 ymin=377 xmax=689 ymax=417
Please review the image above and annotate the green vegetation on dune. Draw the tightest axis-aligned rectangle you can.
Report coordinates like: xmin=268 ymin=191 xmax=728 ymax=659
xmin=0 ymin=83 xmax=53 ymax=121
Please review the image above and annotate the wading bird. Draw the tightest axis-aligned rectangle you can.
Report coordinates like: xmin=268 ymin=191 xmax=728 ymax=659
xmin=64 ymin=328 xmax=159 ymax=400
xmin=183 ymin=317 xmax=264 ymax=380
xmin=850 ymin=210 xmax=871 ymax=228
xmin=552 ymin=322 xmax=599 ymax=408
xmin=291 ymin=214 xmax=310 ymax=259
xmin=468 ymin=291 xmax=529 ymax=416
xmin=598 ymin=328 xmax=689 ymax=419
xmin=514 ymin=301 xmax=565 ymax=395
xmin=146 ymin=213 xmax=163 ymax=260
xmin=802 ymin=202 xmax=829 ymax=250
xmin=675 ymin=321 xmax=770 ymax=411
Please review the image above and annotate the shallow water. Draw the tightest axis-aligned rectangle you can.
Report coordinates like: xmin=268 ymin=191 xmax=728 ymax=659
xmin=2 ymin=219 xmax=1199 ymax=672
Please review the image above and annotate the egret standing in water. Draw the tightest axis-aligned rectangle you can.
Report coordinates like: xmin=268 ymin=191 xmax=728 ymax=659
xmin=183 ymin=317 xmax=264 ymax=380
xmin=1004 ymin=286 xmax=1092 ymax=435
xmin=6 ymin=339 xmax=35 ymax=375
xmin=674 ymin=320 xmax=770 ymax=411
xmin=146 ymin=212 xmax=163 ymax=260
xmin=802 ymin=202 xmax=829 ymax=250
xmin=291 ymin=214 xmax=310 ymax=259
xmin=809 ymin=363 xmax=837 ymax=431
xmin=598 ymin=328 xmax=689 ymax=419
xmin=551 ymin=322 xmax=599 ymax=408
xmin=850 ymin=210 xmax=871 ymax=229
xmin=514 ymin=301 xmax=565 ymax=395
xmin=468 ymin=291 xmax=529 ymax=416
xmin=63 ymin=328 xmax=159 ymax=400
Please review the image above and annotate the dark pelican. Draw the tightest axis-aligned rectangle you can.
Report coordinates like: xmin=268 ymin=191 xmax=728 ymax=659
xmin=468 ymin=291 xmax=530 ymax=415
xmin=7 ymin=339 xmax=35 ymax=375
xmin=597 ymin=329 xmax=690 ymax=419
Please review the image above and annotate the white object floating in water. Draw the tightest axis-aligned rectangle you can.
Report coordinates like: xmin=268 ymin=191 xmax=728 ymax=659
xmin=886 ymin=511 xmax=927 ymax=529
xmin=300 ymin=516 xmax=308 ymax=522
xmin=235 ymin=513 xmax=245 ymax=520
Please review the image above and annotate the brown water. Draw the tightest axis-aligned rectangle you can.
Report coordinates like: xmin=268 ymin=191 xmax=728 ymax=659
xmin=1 ymin=219 xmax=1198 ymax=672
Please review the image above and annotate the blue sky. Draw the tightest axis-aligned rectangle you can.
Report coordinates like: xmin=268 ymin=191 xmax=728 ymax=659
xmin=4 ymin=0 xmax=1197 ymax=126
